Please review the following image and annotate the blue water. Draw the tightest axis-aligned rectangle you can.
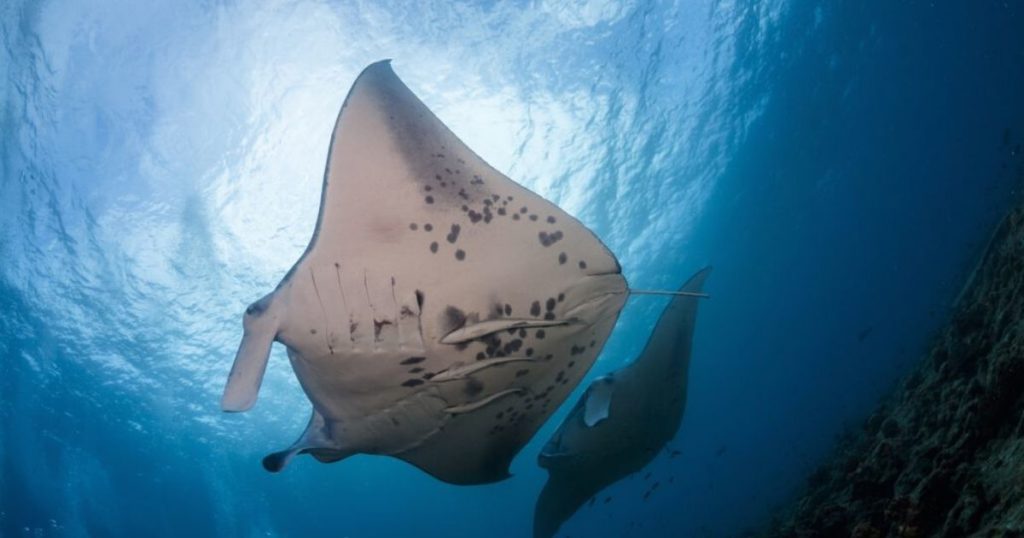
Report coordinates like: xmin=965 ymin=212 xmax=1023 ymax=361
xmin=2 ymin=1 xmax=1022 ymax=536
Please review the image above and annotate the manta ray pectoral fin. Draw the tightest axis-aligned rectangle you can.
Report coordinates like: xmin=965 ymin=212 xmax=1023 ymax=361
xmin=440 ymin=318 xmax=573 ymax=345
xmin=583 ymin=376 xmax=615 ymax=427
xmin=444 ymin=388 xmax=525 ymax=415
xmin=262 ymin=447 xmax=300 ymax=473
xmin=263 ymin=409 xmax=347 ymax=472
xmin=221 ymin=293 xmax=280 ymax=412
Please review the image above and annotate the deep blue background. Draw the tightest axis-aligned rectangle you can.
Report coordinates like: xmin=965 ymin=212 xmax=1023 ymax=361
xmin=2 ymin=1 xmax=1022 ymax=536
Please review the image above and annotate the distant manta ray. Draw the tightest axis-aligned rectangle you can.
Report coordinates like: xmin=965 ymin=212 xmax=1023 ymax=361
xmin=220 ymin=60 xmax=705 ymax=485
xmin=534 ymin=267 xmax=711 ymax=538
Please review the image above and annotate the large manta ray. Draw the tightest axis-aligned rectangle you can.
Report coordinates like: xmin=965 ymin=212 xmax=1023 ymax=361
xmin=220 ymin=60 xmax=639 ymax=485
xmin=534 ymin=267 xmax=711 ymax=538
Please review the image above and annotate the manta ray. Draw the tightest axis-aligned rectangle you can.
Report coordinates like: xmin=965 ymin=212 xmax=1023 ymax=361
xmin=220 ymin=60 xmax=641 ymax=485
xmin=534 ymin=267 xmax=711 ymax=538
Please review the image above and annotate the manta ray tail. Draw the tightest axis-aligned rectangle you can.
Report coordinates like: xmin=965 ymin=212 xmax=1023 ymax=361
xmin=629 ymin=288 xmax=709 ymax=298
xmin=628 ymin=265 xmax=713 ymax=298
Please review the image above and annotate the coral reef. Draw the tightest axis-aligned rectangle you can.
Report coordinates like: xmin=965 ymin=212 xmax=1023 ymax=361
xmin=765 ymin=205 xmax=1024 ymax=537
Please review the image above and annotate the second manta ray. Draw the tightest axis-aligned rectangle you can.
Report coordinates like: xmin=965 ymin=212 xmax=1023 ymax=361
xmin=221 ymin=60 xmax=644 ymax=484
xmin=534 ymin=267 xmax=711 ymax=538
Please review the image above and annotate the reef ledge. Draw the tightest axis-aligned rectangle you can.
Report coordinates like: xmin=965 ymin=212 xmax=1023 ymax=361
xmin=764 ymin=204 xmax=1024 ymax=537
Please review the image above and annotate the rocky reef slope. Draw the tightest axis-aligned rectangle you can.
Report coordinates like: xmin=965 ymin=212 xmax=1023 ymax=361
xmin=765 ymin=205 xmax=1024 ymax=537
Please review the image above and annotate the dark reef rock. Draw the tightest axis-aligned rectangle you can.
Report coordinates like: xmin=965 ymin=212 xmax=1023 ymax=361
xmin=764 ymin=205 xmax=1024 ymax=538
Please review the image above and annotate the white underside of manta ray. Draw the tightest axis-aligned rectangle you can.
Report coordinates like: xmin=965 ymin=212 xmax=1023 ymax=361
xmin=219 ymin=60 xmax=648 ymax=485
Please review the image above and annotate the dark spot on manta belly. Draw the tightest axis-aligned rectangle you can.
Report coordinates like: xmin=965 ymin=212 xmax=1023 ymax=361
xmin=400 ymin=356 xmax=426 ymax=365
xmin=538 ymin=230 xmax=564 ymax=247
xmin=447 ymin=224 xmax=461 ymax=244
xmin=578 ymin=260 xmax=588 ymax=269
xmin=430 ymin=242 xmax=439 ymax=253
xmin=546 ymin=298 xmax=556 ymax=311
xmin=245 ymin=298 xmax=268 ymax=316
xmin=424 ymin=223 xmax=433 ymax=231
xmin=464 ymin=378 xmax=484 ymax=397
xmin=373 ymin=319 xmax=393 ymax=339
xmin=455 ymin=249 xmax=466 ymax=261
xmin=402 ymin=379 xmax=424 ymax=387
xmin=443 ymin=305 xmax=467 ymax=333
xmin=409 ymin=223 xmax=418 ymax=230
xmin=503 ymin=339 xmax=523 ymax=354
xmin=530 ymin=301 xmax=541 ymax=316
xmin=425 ymin=195 xmax=434 ymax=204
xmin=558 ymin=252 xmax=567 ymax=264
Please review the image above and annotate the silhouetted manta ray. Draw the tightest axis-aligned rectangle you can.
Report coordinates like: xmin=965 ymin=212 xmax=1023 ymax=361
xmin=219 ymin=60 xmax=712 ymax=485
xmin=534 ymin=267 xmax=711 ymax=537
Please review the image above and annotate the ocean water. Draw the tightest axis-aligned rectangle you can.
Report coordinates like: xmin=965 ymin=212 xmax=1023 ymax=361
xmin=2 ymin=1 xmax=1022 ymax=537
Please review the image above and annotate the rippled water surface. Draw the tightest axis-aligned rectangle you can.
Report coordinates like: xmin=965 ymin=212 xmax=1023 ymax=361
xmin=2 ymin=1 xmax=1022 ymax=536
